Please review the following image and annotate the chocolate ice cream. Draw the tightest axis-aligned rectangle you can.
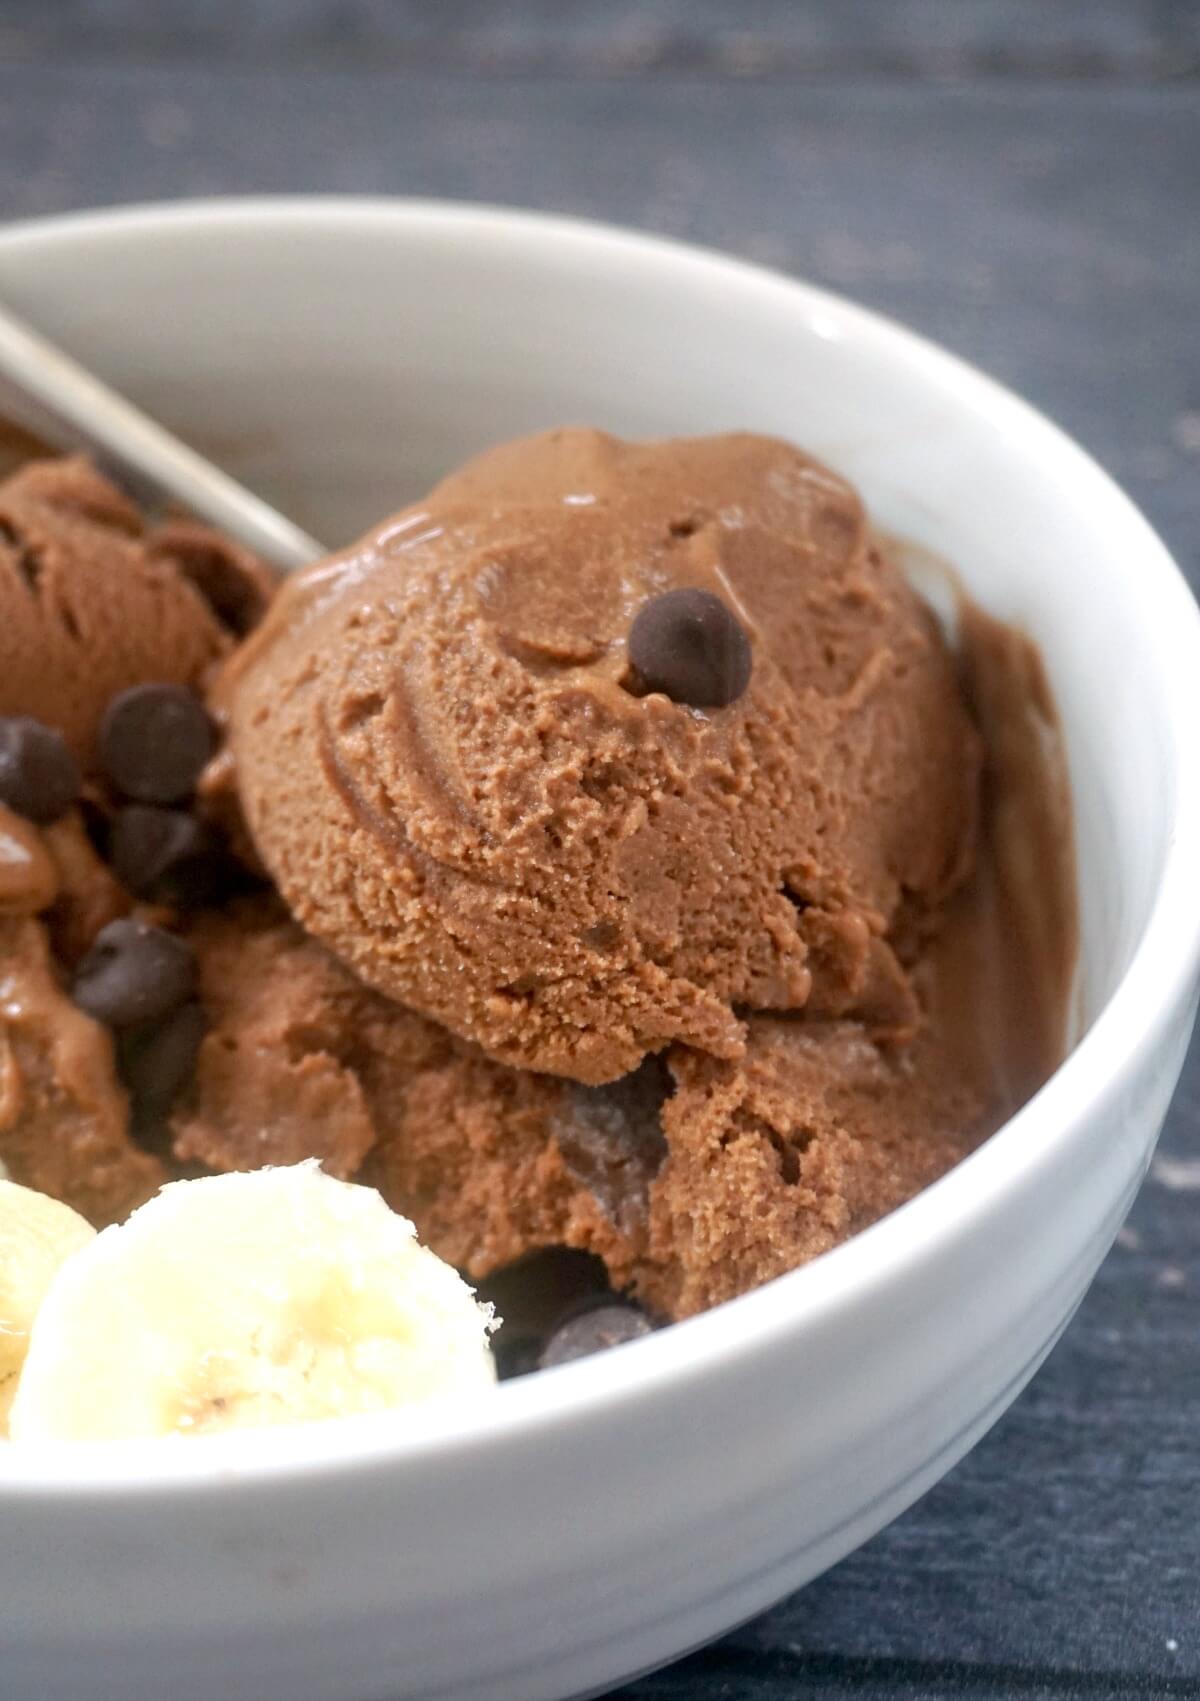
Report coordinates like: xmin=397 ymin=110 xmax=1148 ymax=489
xmin=155 ymin=902 xmax=989 ymax=1318
xmin=0 ymin=458 xmax=239 ymax=764
xmin=361 ymin=600 xmax=1076 ymax=1323
xmin=227 ymin=430 xmax=981 ymax=1083
xmin=0 ymin=454 xmax=275 ymax=1223
xmin=211 ymin=429 xmax=1075 ymax=1325
xmin=0 ymin=431 xmax=1076 ymax=1350
xmin=168 ymin=612 xmax=1073 ymax=1321
xmin=0 ymin=916 xmax=164 ymax=1225
xmin=170 ymin=897 xmax=449 ymax=1179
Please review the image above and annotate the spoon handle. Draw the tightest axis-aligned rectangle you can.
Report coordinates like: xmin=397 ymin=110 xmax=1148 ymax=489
xmin=0 ymin=299 xmax=325 ymax=571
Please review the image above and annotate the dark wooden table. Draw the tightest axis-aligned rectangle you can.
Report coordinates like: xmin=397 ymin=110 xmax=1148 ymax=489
xmin=1 ymin=5 xmax=1197 ymax=1696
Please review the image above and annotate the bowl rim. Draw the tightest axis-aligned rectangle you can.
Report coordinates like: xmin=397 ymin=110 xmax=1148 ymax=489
xmin=1 ymin=194 xmax=1198 ymax=1493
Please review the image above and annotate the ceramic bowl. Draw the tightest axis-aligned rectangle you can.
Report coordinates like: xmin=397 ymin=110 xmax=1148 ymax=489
xmin=1 ymin=199 xmax=1198 ymax=1701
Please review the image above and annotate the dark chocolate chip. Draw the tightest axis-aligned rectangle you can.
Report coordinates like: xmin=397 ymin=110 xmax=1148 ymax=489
xmin=73 ymin=918 xmax=196 ymax=1029
xmin=99 ymin=683 xmax=216 ymax=804
xmin=119 ymin=999 xmax=207 ymax=1125
xmin=626 ymin=588 xmax=752 ymax=708
xmin=538 ymin=1300 xmax=655 ymax=1369
xmin=0 ymin=716 xmax=81 ymax=823
xmin=557 ymin=1055 xmax=671 ymax=1236
xmin=110 ymin=805 xmax=230 ymax=907
xmin=474 ymin=1248 xmax=613 ymax=1380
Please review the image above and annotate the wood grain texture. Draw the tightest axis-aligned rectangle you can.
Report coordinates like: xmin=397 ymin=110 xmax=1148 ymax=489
xmin=0 ymin=9 xmax=1196 ymax=1698
xmin=0 ymin=0 xmax=1197 ymax=80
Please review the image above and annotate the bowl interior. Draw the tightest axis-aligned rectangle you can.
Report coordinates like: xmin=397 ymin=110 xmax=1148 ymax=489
xmin=0 ymin=198 xmax=1194 ymax=1063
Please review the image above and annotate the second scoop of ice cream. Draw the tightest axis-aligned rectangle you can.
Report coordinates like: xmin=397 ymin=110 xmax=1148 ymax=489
xmin=228 ymin=430 xmax=981 ymax=1083
xmin=0 ymin=458 xmax=238 ymax=765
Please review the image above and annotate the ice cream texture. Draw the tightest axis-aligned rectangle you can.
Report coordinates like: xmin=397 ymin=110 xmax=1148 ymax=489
xmin=217 ymin=429 xmax=1074 ymax=1321
xmin=0 ymin=457 xmax=236 ymax=764
xmin=0 ymin=454 xmax=275 ymax=1225
xmin=0 ymin=431 xmax=1076 ymax=1358
xmin=228 ymin=430 xmax=982 ymax=1083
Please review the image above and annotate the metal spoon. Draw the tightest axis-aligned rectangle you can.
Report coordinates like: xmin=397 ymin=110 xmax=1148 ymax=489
xmin=0 ymin=296 xmax=325 ymax=571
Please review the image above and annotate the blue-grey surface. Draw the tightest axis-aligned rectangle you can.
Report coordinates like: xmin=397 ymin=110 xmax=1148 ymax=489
xmin=0 ymin=6 xmax=1196 ymax=1698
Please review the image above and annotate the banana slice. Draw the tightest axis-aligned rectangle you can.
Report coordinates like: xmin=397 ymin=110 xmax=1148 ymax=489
xmin=10 ymin=1163 xmax=495 ymax=1441
xmin=0 ymin=1180 xmax=95 ymax=1436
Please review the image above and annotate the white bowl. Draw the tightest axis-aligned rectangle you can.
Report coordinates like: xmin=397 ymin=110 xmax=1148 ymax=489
xmin=1 ymin=198 xmax=1198 ymax=1701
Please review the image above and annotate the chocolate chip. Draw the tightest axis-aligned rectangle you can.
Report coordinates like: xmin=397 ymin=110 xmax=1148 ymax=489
xmin=110 ymin=805 xmax=229 ymax=907
xmin=556 ymin=1054 xmax=671 ymax=1235
xmin=0 ymin=716 xmax=81 ymax=823
xmin=474 ymin=1248 xmax=613 ymax=1380
xmin=73 ymin=918 xmax=196 ymax=1028
xmin=538 ymin=1300 xmax=655 ymax=1369
xmin=119 ymin=1000 xmax=207 ymax=1125
xmin=99 ymin=684 xmax=215 ymax=804
xmin=626 ymin=588 xmax=752 ymax=708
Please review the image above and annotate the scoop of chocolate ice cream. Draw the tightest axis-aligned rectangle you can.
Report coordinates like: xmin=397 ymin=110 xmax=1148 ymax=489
xmin=0 ymin=457 xmax=249 ymax=766
xmin=227 ymin=430 xmax=981 ymax=1083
